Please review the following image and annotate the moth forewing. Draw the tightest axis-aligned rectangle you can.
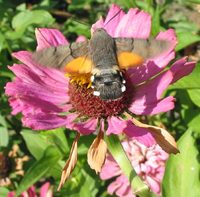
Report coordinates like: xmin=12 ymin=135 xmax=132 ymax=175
xmin=133 ymin=38 xmax=171 ymax=59
xmin=115 ymin=37 xmax=171 ymax=69
xmin=32 ymin=40 xmax=90 ymax=70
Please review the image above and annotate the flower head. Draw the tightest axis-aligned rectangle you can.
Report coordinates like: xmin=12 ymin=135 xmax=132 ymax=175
xmin=100 ymin=139 xmax=169 ymax=196
xmin=5 ymin=4 xmax=195 ymax=144
xmin=5 ymin=3 xmax=195 ymax=188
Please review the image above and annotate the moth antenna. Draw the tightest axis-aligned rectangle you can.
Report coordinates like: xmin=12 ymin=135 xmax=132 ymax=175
xmin=103 ymin=8 xmax=122 ymax=28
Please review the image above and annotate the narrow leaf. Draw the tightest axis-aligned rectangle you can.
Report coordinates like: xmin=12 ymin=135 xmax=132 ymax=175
xmin=0 ymin=126 xmax=9 ymax=147
xmin=16 ymin=146 xmax=61 ymax=196
xmin=176 ymin=31 xmax=200 ymax=51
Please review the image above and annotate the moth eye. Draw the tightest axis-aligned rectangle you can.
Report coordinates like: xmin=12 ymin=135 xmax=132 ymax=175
xmin=94 ymin=75 xmax=102 ymax=81
xmin=113 ymin=73 xmax=119 ymax=78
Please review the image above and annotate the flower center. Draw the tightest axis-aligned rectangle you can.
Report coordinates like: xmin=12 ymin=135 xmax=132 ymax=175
xmin=68 ymin=75 xmax=133 ymax=118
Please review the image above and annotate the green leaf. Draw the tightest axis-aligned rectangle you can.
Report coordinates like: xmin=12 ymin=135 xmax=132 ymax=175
xmin=105 ymin=135 xmax=152 ymax=197
xmin=12 ymin=10 xmax=54 ymax=31
xmin=162 ymin=130 xmax=200 ymax=197
xmin=16 ymin=146 xmax=61 ymax=196
xmin=0 ymin=126 xmax=9 ymax=147
xmin=0 ymin=32 xmax=5 ymax=51
xmin=21 ymin=129 xmax=69 ymax=160
xmin=188 ymin=114 xmax=200 ymax=133
xmin=77 ymin=169 xmax=98 ymax=197
xmin=21 ymin=130 xmax=50 ymax=160
xmin=0 ymin=187 xmax=9 ymax=197
xmin=115 ymin=0 xmax=137 ymax=8
xmin=181 ymin=0 xmax=200 ymax=3
xmin=151 ymin=5 xmax=161 ymax=36
xmin=0 ymin=114 xmax=7 ymax=127
xmin=43 ymin=128 xmax=69 ymax=155
xmin=64 ymin=19 xmax=90 ymax=38
xmin=176 ymin=31 xmax=200 ymax=51
xmin=187 ymin=89 xmax=200 ymax=107
xmin=170 ymin=63 xmax=200 ymax=106
xmin=170 ymin=63 xmax=200 ymax=90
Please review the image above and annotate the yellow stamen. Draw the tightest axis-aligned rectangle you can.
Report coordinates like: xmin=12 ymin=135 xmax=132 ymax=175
xmin=66 ymin=73 xmax=92 ymax=88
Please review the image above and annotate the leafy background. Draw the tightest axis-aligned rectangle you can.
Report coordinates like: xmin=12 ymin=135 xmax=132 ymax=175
xmin=0 ymin=0 xmax=200 ymax=196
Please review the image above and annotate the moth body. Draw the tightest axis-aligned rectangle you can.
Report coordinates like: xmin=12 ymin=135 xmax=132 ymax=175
xmin=90 ymin=28 xmax=126 ymax=100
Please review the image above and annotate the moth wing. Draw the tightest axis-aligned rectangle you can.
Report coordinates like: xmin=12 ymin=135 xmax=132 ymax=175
xmin=32 ymin=40 xmax=93 ymax=74
xmin=115 ymin=38 xmax=170 ymax=69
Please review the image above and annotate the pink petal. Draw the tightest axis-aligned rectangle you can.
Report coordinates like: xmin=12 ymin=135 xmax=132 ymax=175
xmin=170 ymin=57 xmax=196 ymax=84
xmin=115 ymin=8 xmax=151 ymax=38
xmin=106 ymin=116 xmax=128 ymax=135
xmin=40 ymin=182 xmax=53 ymax=197
xmin=107 ymin=175 xmax=124 ymax=195
xmin=103 ymin=4 xmax=125 ymax=37
xmin=22 ymin=113 xmax=76 ymax=130
xmin=6 ymin=64 xmax=69 ymax=103
xmin=5 ymin=64 xmax=71 ymax=119
xmin=128 ymin=29 xmax=177 ymax=85
xmin=76 ymin=35 xmax=87 ymax=42
xmin=115 ymin=176 xmax=132 ymax=197
xmin=91 ymin=16 xmax=104 ymax=34
xmin=35 ymin=28 xmax=69 ymax=50
xmin=124 ymin=121 xmax=156 ymax=147
xmin=130 ymin=96 xmax=175 ymax=115
xmin=7 ymin=192 xmax=15 ymax=197
xmin=129 ymin=71 xmax=174 ymax=115
xmin=153 ymin=29 xmax=177 ymax=68
xmin=146 ymin=176 xmax=161 ymax=194
xmin=12 ymin=51 xmax=68 ymax=84
xmin=91 ymin=4 xmax=151 ymax=39
xmin=91 ymin=4 xmax=125 ymax=36
xmin=100 ymin=155 xmax=121 ymax=180
xmin=27 ymin=186 xmax=37 ymax=197
xmin=74 ymin=118 xmax=98 ymax=135
xmin=107 ymin=175 xmax=133 ymax=197
xmin=5 ymin=60 xmax=76 ymax=131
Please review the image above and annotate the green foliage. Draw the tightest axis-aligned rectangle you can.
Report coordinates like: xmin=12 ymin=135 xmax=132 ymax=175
xmin=16 ymin=146 xmax=61 ymax=196
xmin=0 ymin=0 xmax=200 ymax=197
xmin=105 ymin=134 xmax=151 ymax=197
xmin=162 ymin=130 xmax=200 ymax=197
xmin=0 ymin=114 xmax=8 ymax=148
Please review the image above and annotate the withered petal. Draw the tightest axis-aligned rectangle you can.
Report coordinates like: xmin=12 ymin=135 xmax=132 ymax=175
xmin=57 ymin=133 xmax=80 ymax=191
xmin=125 ymin=112 xmax=179 ymax=154
xmin=87 ymin=131 xmax=107 ymax=173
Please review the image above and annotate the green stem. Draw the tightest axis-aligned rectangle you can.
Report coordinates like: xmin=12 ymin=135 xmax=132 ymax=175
xmin=105 ymin=134 xmax=151 ymax=197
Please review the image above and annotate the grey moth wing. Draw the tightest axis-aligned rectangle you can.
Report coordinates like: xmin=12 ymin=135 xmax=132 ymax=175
xmin=32 ymin=40 xmax=90 ymax=70
xmin=115 ymin=37 xmax=171 ymax=69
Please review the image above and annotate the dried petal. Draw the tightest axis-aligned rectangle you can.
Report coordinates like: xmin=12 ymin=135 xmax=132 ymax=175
xmin=124 ymin=112 xmax=179 ymax=154
xmin=57 ymin=133 xmax=80 ymax=191
xmin=87 ymin=130 xmax=107 ymax=173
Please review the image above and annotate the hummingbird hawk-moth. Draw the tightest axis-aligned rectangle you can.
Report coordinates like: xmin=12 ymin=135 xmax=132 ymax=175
xmin=33 ymin=28 xmax=170 ymax=100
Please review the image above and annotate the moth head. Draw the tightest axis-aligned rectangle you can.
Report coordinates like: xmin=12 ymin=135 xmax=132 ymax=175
xmin=91 ymin=70 xmax=126 ymax=100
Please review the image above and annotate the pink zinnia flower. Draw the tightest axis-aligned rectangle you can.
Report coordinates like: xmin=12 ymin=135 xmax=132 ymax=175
xmin=100 ymin=139 xmax=168 ymax=196
xmin=7 ymin=182 xmax=53 ymax=197
xmin=5 ymin=4 xmax=195 ymax=188
xmin=5 ymin=4 xmax=194 ymax=143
